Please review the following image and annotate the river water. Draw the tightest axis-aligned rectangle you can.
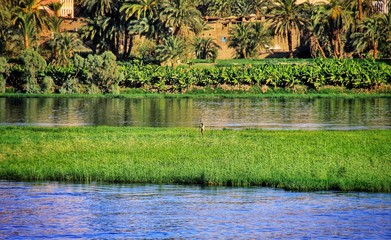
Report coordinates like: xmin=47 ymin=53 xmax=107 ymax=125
xmin=1 ymin=97 xmax=390 ymax=238
xmin=1 ymin=97 xmax=390 ymax=129
xmin=0 ymin=181 xmax=390 ymax=239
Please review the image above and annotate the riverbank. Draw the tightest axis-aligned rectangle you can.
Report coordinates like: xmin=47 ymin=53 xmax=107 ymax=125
xmin=0 ymin=127 xmax=390 ymax=192
xmin=2 ymin=91 xmax=391 ymax=99
xmin=3 ymin=57 xmax=391 ymax=94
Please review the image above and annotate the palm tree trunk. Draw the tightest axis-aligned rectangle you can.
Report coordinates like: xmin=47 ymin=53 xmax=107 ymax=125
xmin=24 ymin=34 xmax=29 ymax=49
xmin=358 ymin=0 xmax=363 ymax=23
xmin=126 ymin=34 xmax=134 ymax=58
xmin=173 ymin=27 xmax=180 ymax=36
xmin=337 ymin=33 xmax=343 ymax=58
xmin=331 ymin=31 xmax=339 ymax=58
xmin=312 ymin=36 xmax=326 ymax=58
xmin=116 ymin=33 xmax=120 ymax=57
xmin=123 ymin=31 xmax=128 ymax=59
xmin=288 ymin=28 xmax=293 ymax=58
xmin=373 ymin=41 xmax=378 ymax=59
xmin=357 ymin=0 xmax=363 ymax=57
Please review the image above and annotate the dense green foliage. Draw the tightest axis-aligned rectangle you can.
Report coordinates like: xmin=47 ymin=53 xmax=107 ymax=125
xmin=3 ymin=57 xmax=391 ymax=94
xmin=121 ymin=59 xmax=391 ymax=92
xmin=1 ymin=0 xmax=390 ymax=64
xmin=0 ymin=126 xmax=390 ymax=192
xmin=0 ymin=57 xmax=10 ymax=93
xmin=229 ymin=22 xmax=272 ymax=58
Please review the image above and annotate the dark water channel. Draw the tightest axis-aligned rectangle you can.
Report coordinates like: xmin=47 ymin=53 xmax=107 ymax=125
xmin=0 ymin=181 xmax=390 ymax=239
xmin=1 ymin=97 xmax=390 ymax=129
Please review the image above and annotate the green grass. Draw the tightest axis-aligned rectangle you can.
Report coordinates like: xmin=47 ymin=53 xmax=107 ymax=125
xmin=2 ymin=92 xmax=391 ymax=99
xmin=0 ymin=126 xmax=390 ymax=192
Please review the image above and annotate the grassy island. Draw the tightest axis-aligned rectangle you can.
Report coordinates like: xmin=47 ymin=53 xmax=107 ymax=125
xmin=0 ymin=126 xmax=390 ymax=192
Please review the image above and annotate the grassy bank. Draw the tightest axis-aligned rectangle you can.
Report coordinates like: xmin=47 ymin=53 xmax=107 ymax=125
xmin=2 ymin=92 xmax=391 ymax=99
xmin=0 ymin=126 xmax=390 ymax=192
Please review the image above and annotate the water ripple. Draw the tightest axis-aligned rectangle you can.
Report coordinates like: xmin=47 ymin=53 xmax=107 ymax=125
xmin=0 ymin=182 xmax=390 ymax=239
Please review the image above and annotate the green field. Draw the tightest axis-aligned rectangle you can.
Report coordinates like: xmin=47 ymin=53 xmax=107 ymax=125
xmin=0 ymin=126 xmax=390 ymax=192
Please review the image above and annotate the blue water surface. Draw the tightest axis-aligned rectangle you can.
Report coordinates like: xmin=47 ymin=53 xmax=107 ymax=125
xmin=0 ymin=181 xmax=390 ymax=239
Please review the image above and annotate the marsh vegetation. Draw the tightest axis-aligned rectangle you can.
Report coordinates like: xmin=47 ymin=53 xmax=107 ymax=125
xmin=1 ymin=127 xmax=390 ymax=192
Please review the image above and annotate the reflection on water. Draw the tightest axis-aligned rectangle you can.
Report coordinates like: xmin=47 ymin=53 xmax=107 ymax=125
xmin=0 ymin=181 xmax=390 ymax=239
xmin=0 ymin=97 xmax=390 ymax=129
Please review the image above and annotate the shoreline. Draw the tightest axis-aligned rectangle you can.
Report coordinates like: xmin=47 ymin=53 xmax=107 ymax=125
xmin=1 ymin=92 xmax=391 ymax=99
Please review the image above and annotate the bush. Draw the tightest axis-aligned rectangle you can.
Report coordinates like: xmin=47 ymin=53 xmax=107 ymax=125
xmin=0 ymin=57 xmax=9 ymax=93
xmin=16 ymin=49 xmax=47 ymax=93
xmin=40 ymin=76 xmax=55 ymax=94
xmin=74 ymin=51 xmax=124 ymax=94
xmin=24 ymin=76 xmax=41 ymax=93
xmin=132 ymin=38 xmax=158 ymax=64
xmin=59 ymin=77 xmax=81 ymax=94
xmin=0 ymin=75 xmax=5 ymax=93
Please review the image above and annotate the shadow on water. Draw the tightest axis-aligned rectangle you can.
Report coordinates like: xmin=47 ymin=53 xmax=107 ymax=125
xmin=0 ymin=97 xmax=390 ymax=130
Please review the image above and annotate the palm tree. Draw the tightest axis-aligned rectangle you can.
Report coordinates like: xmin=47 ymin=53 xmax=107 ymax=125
xmin=251 ymin=22 xmax=273 ymax=53
xmin=82 ymin=0 xmax=112 ymax=17
xmin=156 ymin=36 xmax=186 ymax=67
xmin=302 ymin=2 xmax=328 ymax=57
xmin=206 ymin=0 xmax=236 ymax=17
xmin=82 ymin=0 xmax=133 ymax=58
xmin=17 ymin=0 xmax=48 ymax=31
xmin=228 ymin=23 xmax=252 ymax=58
xmin=0 ymin=1 xmax=15 ymax=54
xmin=229 ymin=22 xmax=271 ymax=59
xmin=234 ymin=1 xmax=255 ymax=17
xmin=46 ymin=1 xmax=63 ymax=17
xmin=52 ymin=32 xmax=83 ymax=65
xmin=15 ymin=12 xmax=37 ymax=49
xmin=121 ymin=0 xmax=166 ymax=51
xmin=323 ymin=0 xmax=353 ymax=58
xmin=385 ymin=11 xmax=391 ymax=57
xmin=351 ymin=14 xmax=387 ymax=58
xmin=160 ymin=0 xmax=203 ymax=36
xmin=120 ymin=0 xmax=158 ymax=20
xmin=194 ymin=37 xmax=221 ymax=61
xmin=47 ymin=16 xmax=63 ymax=36
xmin=267 ymin=0 xmax=307 ymax=58
xmin=47 ymin=16 xmax=63 ymax=60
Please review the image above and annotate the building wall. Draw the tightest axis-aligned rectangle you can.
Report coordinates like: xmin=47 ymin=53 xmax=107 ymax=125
xmin=60 ymin=0 xmax=74 ymax=18
xmin=41 ymin=0 xmax=74 ymax=18
xmin=202 ymin=19 xmax=301 ymax=59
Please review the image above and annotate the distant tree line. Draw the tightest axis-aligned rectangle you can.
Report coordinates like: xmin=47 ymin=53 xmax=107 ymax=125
xmin=1 ymin=0 xmax=391 ymax=65
xmin=0 ymin=0 xmax=390 ymax=94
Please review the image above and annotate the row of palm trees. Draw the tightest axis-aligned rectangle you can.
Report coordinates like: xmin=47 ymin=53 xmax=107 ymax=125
xmin=0 ymin=0 xmax=390 ymax=66
xmin=0 ymin=0 xmax=83 ymax=64
xmin=232 ymin=0 xmax=391 ymax=59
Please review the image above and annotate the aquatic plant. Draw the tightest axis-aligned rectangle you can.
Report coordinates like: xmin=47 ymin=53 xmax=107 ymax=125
xmin=0 ymin=127 xmax=390 ymax=192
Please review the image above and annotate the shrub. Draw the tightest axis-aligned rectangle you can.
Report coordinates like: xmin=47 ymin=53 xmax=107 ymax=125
xmin=74 ymin=51 xmax=124 ymax=94
xmin=132 ymin=38 xmax=158 ymax=64
xmin=0 ymin=75 xmax=5 ymax=93
xmin=40 ymin=76 xmax=55 ymax=94
xmin=17 ymin=49 xmax=47 ymax=93
xmin=59 ymin=77 xmax=81 ymax=94
xmin=0 ymin=57 xmax=9 ymax=93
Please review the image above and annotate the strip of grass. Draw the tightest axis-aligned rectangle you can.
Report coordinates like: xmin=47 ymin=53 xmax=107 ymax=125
xmin=2 ymin=92 xmax=391 ymax=99
xmin=214 ymin=58 xmax=315 ymax=67
xmin=0 ymin=126 xmax=390 ymax=192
